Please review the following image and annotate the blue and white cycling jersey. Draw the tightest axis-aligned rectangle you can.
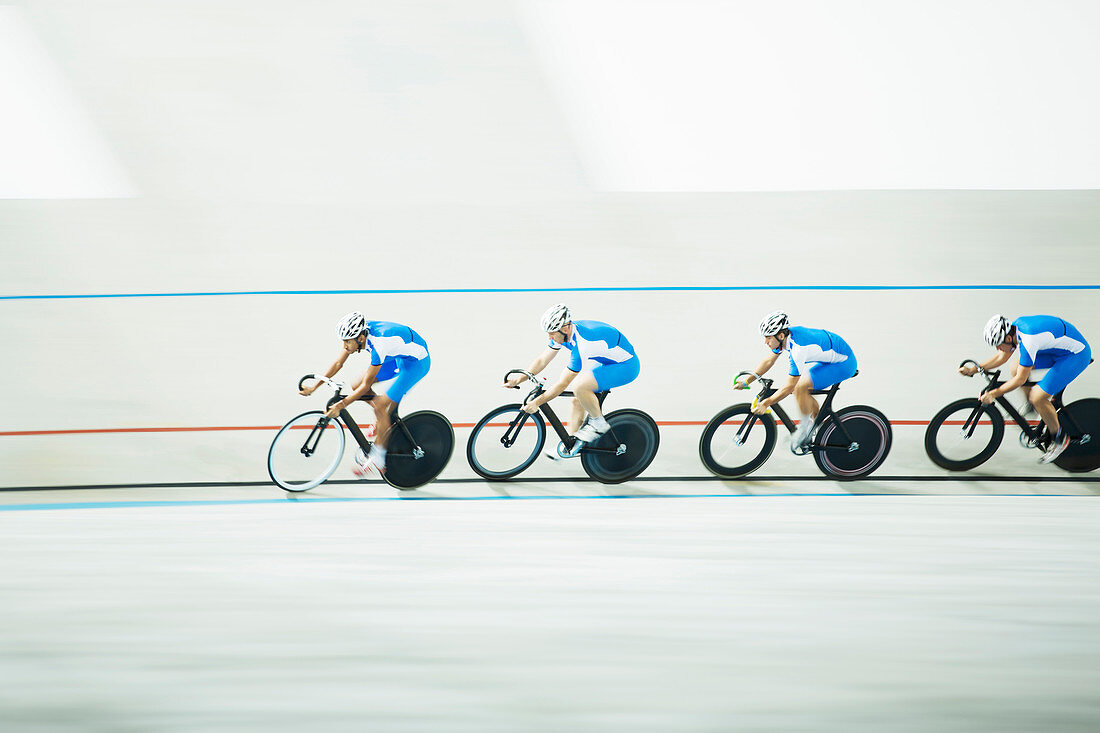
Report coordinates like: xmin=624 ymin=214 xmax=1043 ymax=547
xmin=782 ymin=326 xmax=853 ymax=377
xmin=366 ymin=321 xmax=429 ymax=367
xmin=549 ymin=320 xmax=637 ymax=373
xmin=1013 ymin=315 xmax=1088 ymax=369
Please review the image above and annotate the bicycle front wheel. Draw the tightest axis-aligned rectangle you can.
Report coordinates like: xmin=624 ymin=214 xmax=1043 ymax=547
xmin=924 ymin=398 xmax=1004 ymax=471
xmin=466 ymin=404 xmax=547 ymax=480
xmin=581 ymin=409 xmax=660 ymax=484
xmin=814 ymin=406 xmax=892 ymax=480
xmin=698 ymin=404 xmax=777 ymax=478
xmin=384 ymin=411 xmax=455 ymax=490
xmin=1054 ymin=398 xmax=1100 ymax=473
xmin=267 ymin=410 xmax=346 ymax=492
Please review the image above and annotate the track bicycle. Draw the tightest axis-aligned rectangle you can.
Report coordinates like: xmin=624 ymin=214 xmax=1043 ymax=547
xmin=699 ymin=370 xmax=892 ymax=480
xmin=924 ymin=359 xmax=1100 ymax=472
xmin=466 ymin=369 xmax=660 ymax=484
xmin=268 ymin=374 xmax=454 ymax=491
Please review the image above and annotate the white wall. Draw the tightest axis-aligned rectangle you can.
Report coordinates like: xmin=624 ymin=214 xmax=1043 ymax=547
xmin=1 ymin=2 xmax=1098 ymax=487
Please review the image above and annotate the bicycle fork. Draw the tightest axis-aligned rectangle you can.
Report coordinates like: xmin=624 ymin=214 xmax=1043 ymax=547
xmin=300 ymin=417 xmax=333 ymax=457
xmin=961 ymin=405 xmax=986 ymax=440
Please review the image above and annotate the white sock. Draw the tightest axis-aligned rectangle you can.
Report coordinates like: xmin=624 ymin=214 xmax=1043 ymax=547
xmin=591 ymin=416 xmax=609 ymax=428
xmin=370 ymin=446 xmax=387 ymax=465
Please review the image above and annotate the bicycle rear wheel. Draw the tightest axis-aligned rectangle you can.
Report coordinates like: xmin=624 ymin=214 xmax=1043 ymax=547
xmin=698 ymin=404 xmax=777 ymax=478
xmin=581 ymin=409 xmax=660 ymax=484
xmin=814 ymin=405 xmax=892 ymax=479
xmin=267 ymin=410 xmax=346 ymax=492
xmin=466 ymin=404 xmax=547 ymax=480
xmin=1054 ymin=398 xmax=1100 ymax=473
xmin=923 ymin=398 xmax=1005 ymax=471
xmin=383 ymin=411 xmax=455 ymax=490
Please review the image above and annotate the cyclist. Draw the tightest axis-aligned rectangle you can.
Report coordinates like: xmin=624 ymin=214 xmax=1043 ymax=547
xmin=961 ymin=314 xmax=1091 ymax=464
xmin=737 ymin=311 xmax=858 ymax=450
xmin=503 ymin=303 xmax=640 ymax=444
xmin=300 ymin=311 xmax=431 ymax=475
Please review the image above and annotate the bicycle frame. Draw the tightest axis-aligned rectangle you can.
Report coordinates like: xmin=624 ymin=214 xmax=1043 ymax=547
xmin=958 ymin=360 xmax=1085 ymax=446
xmin=303 ymin=375 xmax=425 ymax=460
xmin=500 ymin=369 xmax=620 ymax=456
xmin=735 ymin=371 xmax=859 ymax=452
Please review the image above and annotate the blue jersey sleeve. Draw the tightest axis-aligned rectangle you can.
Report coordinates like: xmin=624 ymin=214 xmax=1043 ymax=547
xmin=568 ymin=345 xmax=581 ymax=372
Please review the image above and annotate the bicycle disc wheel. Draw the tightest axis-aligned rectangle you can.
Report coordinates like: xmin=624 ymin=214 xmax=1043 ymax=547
xmin=466 ymin=404 xmax=547 ymax=480
xmin=1054 ymin=398 xmax=1100 ymax=473
xmin=383 ymin=411 xmax=455 ymax=490
xmin=581 ymin=409 xmax=660 ymax=484
xmin=923 ymin=398 xmax=1004 ymax=471
xmin=814 ymin=405 xmax=892 ymax=480
xmin=698 ymin=404 xmax=777 ymax=478
xmin=267 ymin=410 xmax=346 ymax=492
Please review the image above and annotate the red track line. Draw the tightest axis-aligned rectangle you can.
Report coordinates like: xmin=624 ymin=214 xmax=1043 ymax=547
xmin=0 ymin=419 xmax=987 ymax=437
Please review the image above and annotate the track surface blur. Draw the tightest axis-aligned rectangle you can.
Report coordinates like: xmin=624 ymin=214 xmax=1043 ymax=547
xmin=2 ymin=491 xmax=1099 ymax=732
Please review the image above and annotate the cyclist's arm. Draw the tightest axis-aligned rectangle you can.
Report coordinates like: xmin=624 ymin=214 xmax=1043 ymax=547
xmin=301 ymin=347 xmax=352 ymax=395
xmin=737 ymin=352 xmax=780 ymax=387
xmin=985 ymin=364 xmax=1032 ymax=400
xmin=505 ymin=346 xmax=559 ymax=387
xmin=526 ymin=367 xmax=578 ymax=410
xmin=758 ymin=374 xmax=798 ymax=408
xmin=978 ymin=348 xmax=1014 ymax=372
xmin=329 ymin=363 xmax=382 ymax=412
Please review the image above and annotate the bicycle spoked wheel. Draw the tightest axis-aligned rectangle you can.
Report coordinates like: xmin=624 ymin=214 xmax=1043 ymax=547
xmin=268 ymin=410 xmax=346 ymax=492
xmin=814 ymin=406 xmax=892 ymax=480
xmin=466 ymin=404 xmax=547 ymax=480
xmin=383 ymin=411 xmax=455 ymax=490
xmin=698 ymin=404 xmax=777 ymax=478
xmin=1054 ymin=398 xmax=1100 ymax=473
xmin=581 ymin=409 xmax=660 ymax=484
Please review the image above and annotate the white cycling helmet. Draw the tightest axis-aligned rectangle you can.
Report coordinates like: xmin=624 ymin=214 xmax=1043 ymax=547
xmin=540 ymin=303 xmax=572 ymax=332
xmin=759 ymin=310 xmax=789 ymax=337
xmin=336 ymin=311 xmax=368 ymax=340
xmin=983 ymin=314 xmax=1010 ymax=347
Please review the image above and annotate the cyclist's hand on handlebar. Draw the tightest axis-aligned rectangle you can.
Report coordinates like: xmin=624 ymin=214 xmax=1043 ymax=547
xmin=751 ymin=399 xmax=771 ymax=415
xmin=734 ymin=376 xmax=751 ymax=390
xmin=959 ymin=364 xmax=978 ymax=377
xmin=979 ymin=389 xmax=997 ymax=405
xmin=503 ymin=375 xmax=524 ymax=389
xmin=299 ymin=382 xmax=318 ymax=396
xmin=324 ymin=398 xmax=350 ymax=419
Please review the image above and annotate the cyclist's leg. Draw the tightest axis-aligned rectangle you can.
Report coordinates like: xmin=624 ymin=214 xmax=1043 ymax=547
xmin=569 ymin=396 xmax=586 ymax=435
xmin=1034 ymin=348 xmax=1092 ymax=436
xmin=570 ymin=372 xmax=601 ymax=434
xmin=792 ymin=374 xmax=819 ymax=419
xmin=574 ymin=358 xmax=640 ymax=437
xmin=1017 ymin=355 xmax=1055 ymax=414
xmin=805 ymin=356 xmax=858 ymax=414
xmin=373 ymin=355 xmax=431 ymax=452
xmin=799 ymin=356 xmax=857 ymax=442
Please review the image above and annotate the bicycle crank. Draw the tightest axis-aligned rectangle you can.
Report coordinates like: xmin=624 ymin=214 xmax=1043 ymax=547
xmin=555 ymin=440 xmax=583 ymax=459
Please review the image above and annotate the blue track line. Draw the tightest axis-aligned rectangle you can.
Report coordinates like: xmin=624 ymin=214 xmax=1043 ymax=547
xmin=1 ymin=492 xmax=1092 ymax=512
xmin=3 ymin=285 xmax=1100 ymax=301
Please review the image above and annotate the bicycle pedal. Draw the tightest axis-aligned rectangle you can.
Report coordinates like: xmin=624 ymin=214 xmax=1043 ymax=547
xmin=553 ymin=440 xmax=584 ymax=460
